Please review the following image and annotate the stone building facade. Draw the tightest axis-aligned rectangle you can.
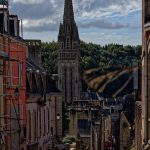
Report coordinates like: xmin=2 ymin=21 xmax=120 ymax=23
xmin=142 ymin=0 xmax=150 ymax=148
xmin=135 ymin=102 xmax=142 ymax=150
xmin=26 ymin=93 xmax=62 ymax=150
xmin=25 ymin=40 xmax=63 ymax=150
xmin=120 ymin=112 xmax=132 ymax=150
xmin=68 ymin=92 xmax=103 ymax=150
xmin=58 ymin=0 xmax=81 ymax=104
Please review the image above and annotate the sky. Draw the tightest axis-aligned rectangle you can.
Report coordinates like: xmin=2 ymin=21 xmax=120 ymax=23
xmin=9 ymin=0 xmax=142 ymax=46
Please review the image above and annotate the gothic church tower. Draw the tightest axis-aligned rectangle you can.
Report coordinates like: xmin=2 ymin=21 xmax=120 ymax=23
xmin=58 ymin=0 xmax=81 ymax=104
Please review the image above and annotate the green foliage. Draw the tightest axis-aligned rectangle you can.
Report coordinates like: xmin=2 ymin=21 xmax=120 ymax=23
xmin=41 ymin=41 xmax=142 ymax=73
xmin=41 ymin=41 xmax=59 ymax=73
xmin=62 ymin=136 xmax=76 ymax=144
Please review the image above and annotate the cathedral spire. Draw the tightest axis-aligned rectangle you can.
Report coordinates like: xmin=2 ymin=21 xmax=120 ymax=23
xmin=58 ymin=0 xmax=81 ymax=104
xmin=63 ymin=0 xmax=74 ymax=23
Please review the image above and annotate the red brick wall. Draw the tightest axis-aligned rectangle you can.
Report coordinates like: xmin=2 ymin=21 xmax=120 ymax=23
xmin=2 ymin=35 xmax=27 ymax=127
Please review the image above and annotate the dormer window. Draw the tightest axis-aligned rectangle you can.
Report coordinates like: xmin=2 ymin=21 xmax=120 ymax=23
xmin=0 ymin=10 xmax=8 ymax=33
xmin=0 ymin=13 xmax=4 ymax=32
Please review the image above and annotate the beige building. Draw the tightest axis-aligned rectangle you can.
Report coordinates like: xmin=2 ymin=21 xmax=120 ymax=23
xmin=68 ymin=93 xmax=103 ymax=150
xmin=26 ymin=93 xmax=62 ymax=150
xmin=135 ymin=102 xmax=142 ymax=150
xmin=142 ymin=0 xmax=150 ymax=148
xmin=25 ymin=40 xmax=63 ymax=150
xmin=120 ymin=112 xmax=133 ymax=150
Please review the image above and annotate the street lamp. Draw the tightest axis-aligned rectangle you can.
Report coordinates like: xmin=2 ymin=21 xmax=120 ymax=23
xmin=56 ymin=113 xmax=60 ymax=120
xmin=56 ymin=113 xmax=60 ymax=137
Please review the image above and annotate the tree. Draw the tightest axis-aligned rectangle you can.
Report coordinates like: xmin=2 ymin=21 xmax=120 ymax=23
xmin=41 ymin=41 xmax=142 ymax=73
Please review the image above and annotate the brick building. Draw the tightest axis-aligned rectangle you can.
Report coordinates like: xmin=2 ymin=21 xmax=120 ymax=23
xmin=0 ymin=2 xmax=27 ymax=150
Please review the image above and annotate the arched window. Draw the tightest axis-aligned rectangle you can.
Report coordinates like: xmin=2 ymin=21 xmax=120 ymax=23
xmin=61 ymin=42 xmax=64 ymax=49
xmin=39 ymin=109 xmax=41 ymax=137
xmin=66 ymin=37 xmax=70 ymax=49
xmin=33 ymin=110 xmax=37 ymax=140
xmin=44 ymin=109 xmax=46 ymax=135
xmin=28 ymin=111 xmax=31 ymax=141
xmin=47 ymin=108 xmax=50 ymax=133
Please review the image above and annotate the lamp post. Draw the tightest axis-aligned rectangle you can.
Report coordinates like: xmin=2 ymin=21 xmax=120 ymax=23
xmin=56 ymin=113 xmax=60 ymax=136
xmin=56 ymin=113 xmax=60 ymax=120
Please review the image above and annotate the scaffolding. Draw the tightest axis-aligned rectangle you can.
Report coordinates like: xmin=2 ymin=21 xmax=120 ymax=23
xmin=0 ymin=0 xmax=25 ymax=149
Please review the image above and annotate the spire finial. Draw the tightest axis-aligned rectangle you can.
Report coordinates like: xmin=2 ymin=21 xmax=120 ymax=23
xmin=63 ymin=0 xmax=74 ymax=23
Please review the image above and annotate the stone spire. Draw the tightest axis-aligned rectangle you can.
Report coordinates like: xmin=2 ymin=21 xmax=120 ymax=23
xmin=63 ymin=0 xmax=74 ymax=23
xmin=57 ymin=0 xmax=81 ymax=104
xmin=58 ymin=0 xmax=79 ymax=50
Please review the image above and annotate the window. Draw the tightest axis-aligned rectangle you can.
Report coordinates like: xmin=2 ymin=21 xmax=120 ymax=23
xmin=51 ymin=127 xmax=54 ymax=136
xmin=44 ymin=109 xmax=46 ymax=135
xmin=28 ymin=111 xmax=31 ymax=141
xmin=9 ymin=19 xmax=15 ymax=35
xmin=70 ymin=68 xmax=73 ymax=102
xmin=78 ymin=119 xmax=90 ymax=134
xmin=61 ymin=42 xmax=64 ymax=49
xmin=0 ymin=13 xmax=4 ymax=32
xmin=145 ymin=0 xmax=150 ymax=23
xmin=47 ymin=108 xmax=50 ymax=134
xmin=39 ymin=109 xmax=41 ymax=137
xmin=64 ymin=67 xmax=67 ymax=99
xmin=19 ymin=63 xmax=23 ymax=86
xmin=34 ymin=111 xmax=36 ymax=140
xmin=66 ymin=37 xmax=70 ymax=49
xmin=8 ymin=62 xmax=12 ymax=86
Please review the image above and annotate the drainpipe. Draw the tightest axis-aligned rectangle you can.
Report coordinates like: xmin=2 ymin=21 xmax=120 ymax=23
xmin=144 ymin=35 xmax=148 ymax=144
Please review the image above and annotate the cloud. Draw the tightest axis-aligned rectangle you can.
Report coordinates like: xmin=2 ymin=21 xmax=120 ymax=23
xmin=74 ymin=0 xmax=141 ymax=18
xmin=9 ymin=0 xmax=141 ymax=32
xmin=23 ymin=17 xmax=59 ymax=32
xmin=79 ymin=19 xmax=130 ymax=29
xmin=12 ymin=0 xmax=43 ymax=4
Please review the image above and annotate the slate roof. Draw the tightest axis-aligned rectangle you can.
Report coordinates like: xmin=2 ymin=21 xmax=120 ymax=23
xmin=122 ymin=95 xmax=135 ymax=125
xmin=26 ymin=57 xmax=44 ymax=72
xmin=84 ymin=66 xmax=141 ymax=98
xmin=26 ymin=57 xmax=61 ymax=93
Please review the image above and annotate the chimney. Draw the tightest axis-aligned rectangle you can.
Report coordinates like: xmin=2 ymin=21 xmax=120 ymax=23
xmin=9 ymin=15 xmax=19 ymax=37
xmin=0 ymin=7 xmax=8 ymax=33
